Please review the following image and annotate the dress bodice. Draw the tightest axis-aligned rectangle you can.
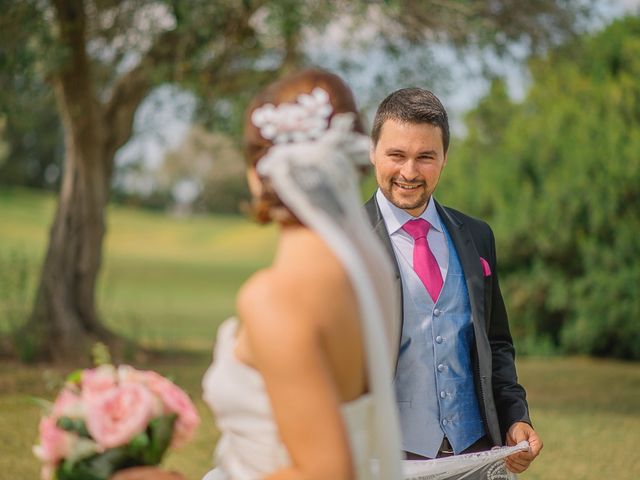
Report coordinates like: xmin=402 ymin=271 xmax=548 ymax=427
xmin=201 ymin=318 xmax=376 ymax=480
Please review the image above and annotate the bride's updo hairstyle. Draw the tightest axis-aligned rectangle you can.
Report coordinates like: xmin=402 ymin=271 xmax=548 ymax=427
xmin=244 ymin=68 xmax=365 ymax=224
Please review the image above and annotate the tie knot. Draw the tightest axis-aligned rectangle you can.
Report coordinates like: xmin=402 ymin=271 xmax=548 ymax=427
xmin=403 ymin=218 xmax=431 ymax=240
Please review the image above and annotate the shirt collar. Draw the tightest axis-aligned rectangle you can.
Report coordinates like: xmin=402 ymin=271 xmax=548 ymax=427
xmin=376 ymin=189 xmax=443 ymax=236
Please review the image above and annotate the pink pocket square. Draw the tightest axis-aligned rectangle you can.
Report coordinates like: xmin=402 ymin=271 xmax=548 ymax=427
xmin=480 ymin=257 xmax=492 ymax=277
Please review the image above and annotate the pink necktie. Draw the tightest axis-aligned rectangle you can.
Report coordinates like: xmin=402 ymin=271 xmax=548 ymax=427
xmin=403 ymin=219 xmax=443 ymax=302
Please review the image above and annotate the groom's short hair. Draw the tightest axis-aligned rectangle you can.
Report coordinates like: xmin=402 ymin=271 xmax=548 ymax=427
xmin=371 ymin=88 xmax=450 ymax=153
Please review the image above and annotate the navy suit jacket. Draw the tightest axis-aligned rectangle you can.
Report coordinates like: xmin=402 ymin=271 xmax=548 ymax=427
xmin=365 ymin=195 xmax=531 ymax=445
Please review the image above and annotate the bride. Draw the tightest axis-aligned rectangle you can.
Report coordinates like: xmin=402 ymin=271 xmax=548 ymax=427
xmin=114 ymin=68 xmax=404 ymax=480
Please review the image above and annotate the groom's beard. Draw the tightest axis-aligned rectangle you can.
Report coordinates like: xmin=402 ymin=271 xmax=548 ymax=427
xmin=383 ymin=177 xmax=430 ymax=214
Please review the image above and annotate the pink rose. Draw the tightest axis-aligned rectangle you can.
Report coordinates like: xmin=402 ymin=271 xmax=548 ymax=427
xmin=81 ymin=365 xmax=117 ymax=404
xmin=34 ymin=390 xmax=82 ymax=480
xmin=40 ymin=462 xmax=55 ymax=480
xmin=117 ymin=366 xmax=164 ymax=416
xmin=117 ymin=365 xmax=147 ymax=384
xmin=141 ymin=371 xmax=200 ymax=447
xmin=33 ymin=416 xmax=76 ymax=465
xmin=52 ymin=388 xmax=83 ymax=419
xmin=85 ymin=383 xmax=155 ymax=448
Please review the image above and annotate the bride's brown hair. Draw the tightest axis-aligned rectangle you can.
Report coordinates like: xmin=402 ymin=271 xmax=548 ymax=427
xmin=243 ymin=68 xmax=365 ymax=224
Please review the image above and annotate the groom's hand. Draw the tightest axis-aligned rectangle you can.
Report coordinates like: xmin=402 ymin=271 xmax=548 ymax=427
xmin=505 ymin=421 xmax=543 ymax=473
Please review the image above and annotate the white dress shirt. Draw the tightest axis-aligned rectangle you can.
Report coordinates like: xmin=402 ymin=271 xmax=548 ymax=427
xmin=375 ymin=189 xmax=449 ymax=281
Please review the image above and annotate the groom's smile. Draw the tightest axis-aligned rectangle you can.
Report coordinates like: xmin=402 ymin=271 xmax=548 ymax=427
xmin=370 ymin=118 xmax=447 ymax=217
xmin=394 ymin=181 xmax=422 ymax=190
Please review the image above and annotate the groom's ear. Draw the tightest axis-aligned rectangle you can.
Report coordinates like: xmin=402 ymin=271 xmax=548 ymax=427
xmin=369 ymin=144 xmax=376 ymax=166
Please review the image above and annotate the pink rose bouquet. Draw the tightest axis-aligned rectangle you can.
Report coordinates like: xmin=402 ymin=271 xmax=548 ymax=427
xmin=33 ymin=364 xmax=200 ymax=480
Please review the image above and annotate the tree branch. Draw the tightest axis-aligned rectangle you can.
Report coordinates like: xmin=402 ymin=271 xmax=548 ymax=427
xmin=52 ymin=0 xmax=102 ymax=149
xmin=102 ymin=0 xmax=266 ymax=163
xmin=102 ymin=28 xmax=180 ymax=162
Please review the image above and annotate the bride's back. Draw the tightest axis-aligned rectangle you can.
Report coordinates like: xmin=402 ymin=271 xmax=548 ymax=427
xmin=234 ymin=225 xmax=366 ymax=404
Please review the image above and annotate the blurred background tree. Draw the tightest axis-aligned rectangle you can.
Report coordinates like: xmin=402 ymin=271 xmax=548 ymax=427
xmin=0 ymin=0 xmax=601 ymax=361
xmin=440 ymin=16 xmax=640 ymax=359
xmin=156 ymin=126 xmax=248 ymax=215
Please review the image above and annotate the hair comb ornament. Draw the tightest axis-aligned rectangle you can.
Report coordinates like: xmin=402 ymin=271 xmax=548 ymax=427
xmin=251 ymin=88 xmax=333 ymax=144
xmin=256 ymin=112 xmax=370 ymax=179
xmin=252 ymin=86 xmax=371 ymax=208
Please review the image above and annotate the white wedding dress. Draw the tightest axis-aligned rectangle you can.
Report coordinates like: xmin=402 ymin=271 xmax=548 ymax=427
xmin=201 ymin=112 xmax=527 ymax=480
xmin=202 ymin=318 xmax=382 ymax=480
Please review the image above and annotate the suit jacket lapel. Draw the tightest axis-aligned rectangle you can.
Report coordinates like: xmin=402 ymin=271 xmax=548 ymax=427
xmin=435 ymin=201 xmax=486 ymax=334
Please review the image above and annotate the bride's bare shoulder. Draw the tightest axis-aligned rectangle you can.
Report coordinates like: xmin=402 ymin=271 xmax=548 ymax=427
xmin=236 ymin=269 xmax=281 ymax=316
xmin=236 ymin=257 xmax=350 ymax=335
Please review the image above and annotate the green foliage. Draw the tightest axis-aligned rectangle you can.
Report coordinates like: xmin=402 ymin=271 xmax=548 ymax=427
xmin=0 ymin=249 xmax=30 ymax=331
xmin=0 ymin=248 xmax=38 ymax=360
xmin=4 ymin=357 xmax=639 ymax=479
xmin=197 ymin=175 xmax=250 ymax=214
xmin=0 ymin=0 xmax=64 ymax=189
xmin=143 ymin=414 xmax=177 ymax=465
xmin=0 ymin=187 xmax=276 ymax=350
xmin=57 ymin=446 xmax=133 ymax=480
xmin=440 ymin=17 xmax=640 ymax=359
xmin=57 ymin=417 xmax=90 ymax=438
xmin=0 ymin=0 xmax=592 ymax=196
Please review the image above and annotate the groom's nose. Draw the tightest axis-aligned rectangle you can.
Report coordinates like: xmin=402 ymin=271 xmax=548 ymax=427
xmin=399 ymin=159 xmax=420 ymax=180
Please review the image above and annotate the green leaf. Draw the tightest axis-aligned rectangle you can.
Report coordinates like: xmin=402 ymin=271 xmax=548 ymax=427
xmin=57 ymin=417 xmax=90 ymax=437
xmin=142 ymin=414 xmax=177 ymax=465
xmin=57 ymin=447 xmax=139 ymax=480
xmin=91 ymin=343 xmax=112 ymax=366
xmin=64 ymin=437 xmax=101 ymax=467
xmin=65 ymin=370 xmax=83 ymax=385
xmin=126 ymin=431 xmax=150 ymax=458
xmin=29 ymin=396 xmax=53 ymax=412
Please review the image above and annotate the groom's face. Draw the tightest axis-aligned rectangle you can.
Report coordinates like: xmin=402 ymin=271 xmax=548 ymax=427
xmin=370 ymin=118 xmax=447 ymax=217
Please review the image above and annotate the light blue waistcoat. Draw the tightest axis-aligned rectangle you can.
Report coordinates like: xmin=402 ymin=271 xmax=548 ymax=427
xmin=394 ymin=225 xmax=485 ymax=458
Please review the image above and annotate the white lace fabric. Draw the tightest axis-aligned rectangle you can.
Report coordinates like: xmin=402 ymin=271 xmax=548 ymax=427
xmin=402 ymin=442 xmax=528 ymax=479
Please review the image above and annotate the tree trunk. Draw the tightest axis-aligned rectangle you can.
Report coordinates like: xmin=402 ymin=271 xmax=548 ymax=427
xmin=22 ymin=0 xmax=121 ymax=363
xmin=18 ymin=0 xmax=263 ymax=362
xmin=25 ymin=80 xmax=117 ymax=363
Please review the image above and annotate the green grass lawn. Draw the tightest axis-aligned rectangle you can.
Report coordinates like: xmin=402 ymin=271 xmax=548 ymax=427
xmin=0 ymin=187 xmax=277 ymax=349
xmin=2 ymin=356 xmax=638 ymax=479
xmin=1 ymin=188 xmax=639 ymax=479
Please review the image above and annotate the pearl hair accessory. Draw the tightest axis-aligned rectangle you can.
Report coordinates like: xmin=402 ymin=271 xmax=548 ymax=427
xmin=251 ymin=87 xmax=333 ymax=144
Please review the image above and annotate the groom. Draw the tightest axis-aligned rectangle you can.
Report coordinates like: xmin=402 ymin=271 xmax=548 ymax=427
xmin=365 ymin=88 xmax=542 ymax=473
